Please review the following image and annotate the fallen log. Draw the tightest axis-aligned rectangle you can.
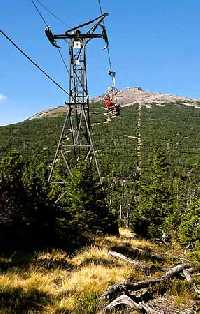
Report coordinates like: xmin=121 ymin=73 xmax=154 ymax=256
xmin=109 ymin=250 xmax=144 ymax=266
xmin=105 ymin=294 xmax=158 ymax=314
xmin=102 ymin=264 xmax=191 ymax=301
xmin=183 ymin=269 xmax=193 ymax=283
xmin=183 ymin=269 xmax=200 ymax=295
xmin=109 ymin=250 xmax=162 ymax=277
xmin=111 ymin=245 xmax=164 ymax=262
xmin=162 ymin=263 xmax=190 ymax=280
xmin=186 ymin=267 xmax=200 ymax=274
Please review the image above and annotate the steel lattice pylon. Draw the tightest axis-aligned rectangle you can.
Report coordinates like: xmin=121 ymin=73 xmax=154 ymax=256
xmin=47 ymin=14 xmax=109 ymax=191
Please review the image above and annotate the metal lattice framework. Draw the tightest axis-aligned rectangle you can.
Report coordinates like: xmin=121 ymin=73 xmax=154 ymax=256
xmin=47 ymin=14 xmax=109 ymax=188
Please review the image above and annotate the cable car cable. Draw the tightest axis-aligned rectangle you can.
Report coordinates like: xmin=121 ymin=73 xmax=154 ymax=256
xmin=32 ymin=0 xmax=67 ymax=26
xmin=31 ymin=0 xmax=88 ymax=94
xmin=0 ymin=29 xmax=69 ymax=96
xmin=57 ymin=48 xmax=70 ymax=75
xmin=97 ymin=0 xmax=103 ymax=15
xmin=97 ymin=0 xmax=113 ymax=75
xmin=31 ymin=0 xmax=48 ymax=27
xmin=31 ymin=0 xmax=81 ymax=93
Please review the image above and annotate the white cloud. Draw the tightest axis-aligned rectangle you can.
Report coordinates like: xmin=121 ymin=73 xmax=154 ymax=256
xmin=0 ymin=94 xmax=7 ymax=103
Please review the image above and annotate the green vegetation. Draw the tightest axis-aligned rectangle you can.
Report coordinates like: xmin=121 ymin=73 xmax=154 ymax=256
xmin=0 ymin=101 xmax=199 ymax=312
xmin=0 ymin=102 xmax=200 ymax=249
xmin=0 ymin=151 xmax=118 ymax=250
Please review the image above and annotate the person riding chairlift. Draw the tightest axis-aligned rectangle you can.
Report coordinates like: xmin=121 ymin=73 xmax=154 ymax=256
xmin=103 ymin=87 xmax=120 ymax=122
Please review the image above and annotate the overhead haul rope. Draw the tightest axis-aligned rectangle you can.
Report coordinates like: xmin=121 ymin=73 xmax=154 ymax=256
xmin=97 ymin=0 xmax=115 ymax=87
xmin=0 ymin=29 xmax=69 ymax=96
xmin=57 ymin=48 xmax=70 ymax=75
xmin=31 ymin=0 xmax=48 ymax=27
xmin=32 ymin=0 xmax=67 ymax=26
xmin=31 ymin=0 xmax=70 ymax=74
xmin=31 ymin=0 xmax=89 ymax=95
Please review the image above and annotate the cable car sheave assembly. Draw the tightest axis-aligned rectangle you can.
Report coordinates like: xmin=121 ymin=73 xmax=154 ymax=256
xmin=46 ymin=12 xmax=111 ymax=196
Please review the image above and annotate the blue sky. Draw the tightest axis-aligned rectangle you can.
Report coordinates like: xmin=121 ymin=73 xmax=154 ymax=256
xmin=1 ymin=0 xmax=200 ymax=125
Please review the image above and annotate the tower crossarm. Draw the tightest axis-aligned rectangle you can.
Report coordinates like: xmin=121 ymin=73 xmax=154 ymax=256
xmin=45 ymin=13 xmax=109 ymax=49
xmin=54 ymin=33 xmax=103 ymax=40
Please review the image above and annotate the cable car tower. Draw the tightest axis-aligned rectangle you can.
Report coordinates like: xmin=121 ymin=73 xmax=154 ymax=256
xmin=46 ymin=13 xmax=109 ymax=193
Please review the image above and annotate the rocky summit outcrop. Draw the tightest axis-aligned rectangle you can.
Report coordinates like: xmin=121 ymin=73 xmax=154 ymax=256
xmin=95 ymin=87 xmax=200 ymax=108
xmin=118 ymin=87 xmax=194 ymax=106
xmin=29 ymin=87 xmax=200 ymax=120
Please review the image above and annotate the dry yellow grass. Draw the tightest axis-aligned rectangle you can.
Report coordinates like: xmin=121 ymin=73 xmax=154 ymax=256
xmin=0 ymin=229 xmax=196 ymax=313
xmin=0 ymin=231 xmax=144 ymax=313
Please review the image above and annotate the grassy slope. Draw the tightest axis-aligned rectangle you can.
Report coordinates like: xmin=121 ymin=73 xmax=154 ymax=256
xmin=0 ymin=228 xmax=199 ymax=313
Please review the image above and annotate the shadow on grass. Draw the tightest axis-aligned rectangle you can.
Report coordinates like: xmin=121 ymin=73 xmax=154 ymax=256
xmin=77 ymin=257 xmax=119 ymax=267
xmin=0 ymin=249 xmax=75 ymax=273
xmin=0 ymin=286 xmax=51 ymax=314
xmin=0 ymin=251 xmax=35 ymax=272
xmin=35 ymin=256 xmax=74 ymax=271
xmin=111 ymin=242 xmax=164 ymax=263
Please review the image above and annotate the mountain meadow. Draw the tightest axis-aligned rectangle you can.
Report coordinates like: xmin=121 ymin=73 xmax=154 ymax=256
xmin=0 ymin=101 xmax=199 ymax=313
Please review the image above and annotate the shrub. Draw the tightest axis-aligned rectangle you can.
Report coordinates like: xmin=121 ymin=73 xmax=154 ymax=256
xmin=178 ymin=198 xmax=200 ymax=246
xmin=0 ymin=152 xmax=118 ymax=250
xmin=0 ymin=152 xmax=60 ymax=249
xmin=130 ymin=150 xmax=174 ymax=239
xmin=62 ymin=164 xmax=119 ymax=238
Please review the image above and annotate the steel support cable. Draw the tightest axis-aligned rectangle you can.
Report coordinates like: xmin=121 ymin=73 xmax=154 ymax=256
xmin=57 ymin=48 xmax=70 ymax=75
xmin=97 ymin=0 xmax=103 ymax=15
xmin=31 ymin=0 xmax=48 ymax=27
xmin=31 ymin=0 xmax=84 ymax=94
xmin=32 ymin=0 xmax=67 ymax=26
xmin=0 ymin=29 xmax=69 ymax=96
xmin=31 ymin=0 xmax=74 ymax=92
xmin=97 ymin=0 xmax=114 ymax=77
xmin=32 ymin=0 xmax=69 ymax=76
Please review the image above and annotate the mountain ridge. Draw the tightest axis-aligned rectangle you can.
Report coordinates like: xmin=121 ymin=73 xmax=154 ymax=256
xmin=29 ymin=87 xmax=200 ymax=120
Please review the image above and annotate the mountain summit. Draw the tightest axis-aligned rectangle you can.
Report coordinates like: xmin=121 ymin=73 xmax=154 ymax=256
xmin=29 ymin=87 xmax=200 ymax=120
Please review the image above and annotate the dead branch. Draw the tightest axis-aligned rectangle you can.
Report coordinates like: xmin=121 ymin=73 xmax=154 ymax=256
xmin=183 ymin=269 xmax=193 ymax=283
xmin=162 ymin=263 xmax=190 ymax=280
xmin=110 ymin=246 xmax=164 ymax=262
xmin=105 ymin=295 xmax=158 ymax=314
xmin=183 ymin=269 xmax=200 ymax=295
xmin=186 ymin=267 xmax=200 ymax=274
xmin=102 ymin=263 xmax=191 ymax=301
xmin=109 ymin=250 xmax=144 ymax=266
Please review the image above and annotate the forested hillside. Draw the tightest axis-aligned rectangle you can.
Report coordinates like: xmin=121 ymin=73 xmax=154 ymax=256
xmin=0 ymin=101 xmax=200 ymax=247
